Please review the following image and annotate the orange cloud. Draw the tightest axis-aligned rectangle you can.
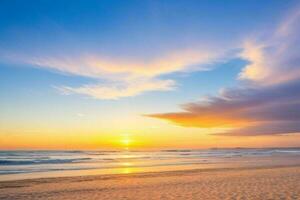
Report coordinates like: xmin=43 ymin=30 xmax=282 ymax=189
xmin=146 ymin=112 xmax=253 ymax=128
xmin=146 ymin=80 xmax=300 ymax=135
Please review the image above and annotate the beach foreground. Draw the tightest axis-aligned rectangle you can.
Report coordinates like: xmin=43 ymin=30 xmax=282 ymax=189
xmin=1 ymin=166 xmax=300 ymax=200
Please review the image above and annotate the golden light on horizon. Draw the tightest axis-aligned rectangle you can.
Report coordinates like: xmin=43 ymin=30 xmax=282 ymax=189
xmin=121 ymin=138 xmax=132 ymax=146
xmin=120 ymin=134 xmax=134 ymax=149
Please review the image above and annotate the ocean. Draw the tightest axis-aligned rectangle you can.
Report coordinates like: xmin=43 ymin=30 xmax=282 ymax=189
xmin=1 ymin=148 xmax=300 ymax=181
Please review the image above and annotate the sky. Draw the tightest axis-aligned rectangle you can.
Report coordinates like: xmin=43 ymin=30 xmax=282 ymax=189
xmin=1 ymin=0 xmax=300 ymax=150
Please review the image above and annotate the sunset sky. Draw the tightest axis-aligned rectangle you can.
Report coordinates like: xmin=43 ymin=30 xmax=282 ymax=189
xmin=1 ymin=0 xmax=300 ymax=149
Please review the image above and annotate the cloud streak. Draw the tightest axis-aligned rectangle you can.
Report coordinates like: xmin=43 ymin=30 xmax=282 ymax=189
xmin=147 ymin=7 xmax=300 ymax=136
xmin=59 ymin=78 xmax=176 ymax=100
xmin=3 ymin=49 xmax=225 ymax=99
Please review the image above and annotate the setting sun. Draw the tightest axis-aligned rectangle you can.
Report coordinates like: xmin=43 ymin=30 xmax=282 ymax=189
xmin=119 ymin=134 xmax=134 ymax=147
xmin=121 ymin=138 xmax=132 ymax=146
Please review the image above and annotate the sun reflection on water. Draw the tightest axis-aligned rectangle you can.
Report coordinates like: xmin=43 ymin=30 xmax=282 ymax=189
xmin=121 ymin=168 xmax=132 ymax=174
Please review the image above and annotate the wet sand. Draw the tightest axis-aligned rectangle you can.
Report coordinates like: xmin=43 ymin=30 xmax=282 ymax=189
xmin=1 ymin=165 xmax=300 ymax=200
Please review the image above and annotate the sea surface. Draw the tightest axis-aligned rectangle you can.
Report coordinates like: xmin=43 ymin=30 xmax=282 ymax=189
xmin=1 ymin=148 xmax=300 ymax=181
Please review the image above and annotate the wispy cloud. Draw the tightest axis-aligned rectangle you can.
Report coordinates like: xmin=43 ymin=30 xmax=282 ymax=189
xmin=239 ymin=7 xmax=300 ymax=85
xmin=3 ymin=49 xmax=227 ymax=99
xmin=24 ymin=50 xmax=215 ymax=78
xmin=60 ymin=78 xmax=176 ymax=100
xmin=147 ymin=7 xmax=300 ymax=136
xmin=76 ymin=113 xmax=85 ymax=117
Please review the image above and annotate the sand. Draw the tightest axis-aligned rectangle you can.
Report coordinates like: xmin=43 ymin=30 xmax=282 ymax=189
xmin=1 ymin=166 xmax=300 ymax=200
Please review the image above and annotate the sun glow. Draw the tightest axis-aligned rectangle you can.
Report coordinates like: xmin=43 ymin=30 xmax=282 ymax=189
xmin=121 ymin=138 xmax=132 ymax=146
xmin=120 ymin=134 xmax=134 ymax=148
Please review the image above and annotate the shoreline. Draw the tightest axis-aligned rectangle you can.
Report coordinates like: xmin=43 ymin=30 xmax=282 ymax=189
xmin=1 ymin=163 xmax=300 ymax=185
xmin=0 ymin=164 xmax=300 ymax=184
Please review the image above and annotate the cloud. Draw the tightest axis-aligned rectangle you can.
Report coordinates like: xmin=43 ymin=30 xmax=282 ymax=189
xmin=24 ymin=50 xmax=215 ymax=78
xmin=60 ymin=78 xmax=176 ymax=100
xmin=147 ymin=8 xmax=300 ymax=136
xmin=147 ymin=80 xmax=300 ymax=135
xmin=3 ymin=49 xmax=226 ymax=99
xmin=220 ymin=121 xmax=300 ymax=136
xmin=239 ymin=7 xmax=300 ymax=85
xmin=76 ymin=113 xmax=85 ymax=117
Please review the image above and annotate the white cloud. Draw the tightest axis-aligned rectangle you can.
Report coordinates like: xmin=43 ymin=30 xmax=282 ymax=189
xmin=76 ymin=113 xmax=85 ymax=117
xmin=60 ymin=78 xmax=176 ymax=99
xmin=239 ymin=7 xmax=300 ymax=85
xmin=4 ymin=48 xmax=227 ymax=99
xmin=26 ymin=50 xmax=216 ymax=78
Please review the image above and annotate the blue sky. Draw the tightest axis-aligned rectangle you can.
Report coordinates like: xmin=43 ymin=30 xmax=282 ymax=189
xmin=1 ymin=0 xmax=300 ymax=149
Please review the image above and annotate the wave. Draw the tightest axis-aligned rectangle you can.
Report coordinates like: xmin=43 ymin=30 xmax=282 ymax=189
xmin=1 ymin=148 xmax=300 ymax=177
xmin=0 ymin=158 xmax=91 ymax=165
xmin=161 ymin=149 xmax=192 ymax=152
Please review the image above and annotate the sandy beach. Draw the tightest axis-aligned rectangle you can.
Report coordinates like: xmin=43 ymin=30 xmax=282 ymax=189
xmin=1 ymin=165 xmax=300 ymax=200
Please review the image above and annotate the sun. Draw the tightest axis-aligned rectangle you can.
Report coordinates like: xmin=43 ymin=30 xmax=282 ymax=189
xmin=119 ymin=133 xmax=134 ymax=148
xmin=121 ymin=138 xmax=132 ymax=146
